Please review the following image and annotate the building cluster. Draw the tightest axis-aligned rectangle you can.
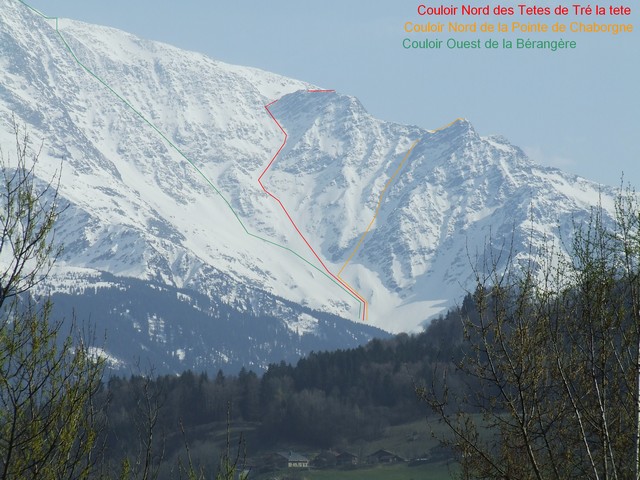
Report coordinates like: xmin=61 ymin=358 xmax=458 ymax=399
xmin=244 ymin=448 xmax=407 ymax=476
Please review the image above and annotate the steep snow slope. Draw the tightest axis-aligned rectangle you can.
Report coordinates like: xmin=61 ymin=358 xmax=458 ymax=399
xmin=1 ymin=0 xmax=617 ymax=334
xmin=263 ymin=93 xmax=616 ymax=330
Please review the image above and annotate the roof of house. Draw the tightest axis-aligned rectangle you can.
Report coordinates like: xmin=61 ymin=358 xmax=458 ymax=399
xmin=337 ymin=451 xmax=358 ymax=458
xmin=314 ymin=450 xmax=338 ymax=459
xmin=276 ymin=451 xmax=308 ymax=462
xmin=368 ymin=449 xmax=405 ymax=459
xmin=369 ymin=449 xmax=395 ymax=456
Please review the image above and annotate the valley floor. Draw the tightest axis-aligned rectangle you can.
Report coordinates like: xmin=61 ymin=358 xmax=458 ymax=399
xmin=229 ymin=419 xmax=458 ymax=480
xmin=250 ymin=462 xmax=454 ymax=480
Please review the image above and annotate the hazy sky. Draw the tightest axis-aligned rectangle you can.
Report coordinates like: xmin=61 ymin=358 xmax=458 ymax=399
xmin=24 ymin=0 xmax=640 ymax=189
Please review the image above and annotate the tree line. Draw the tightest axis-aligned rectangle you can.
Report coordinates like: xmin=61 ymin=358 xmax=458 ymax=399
xmin=100 ymin=310 xmax=466 ymax=460
xmin=5 ymin=121 xmax=640 ymax=479
xmin=1 ymin=121 xmax=464 ymax=478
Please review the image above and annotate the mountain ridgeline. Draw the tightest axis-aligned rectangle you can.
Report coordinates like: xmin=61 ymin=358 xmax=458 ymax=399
xmin=0 ymin=0 xmax=618 ymax=373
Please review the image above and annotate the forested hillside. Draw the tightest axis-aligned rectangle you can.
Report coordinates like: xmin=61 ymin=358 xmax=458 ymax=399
xmin=100 ymin=296 xmax=474 ymax=470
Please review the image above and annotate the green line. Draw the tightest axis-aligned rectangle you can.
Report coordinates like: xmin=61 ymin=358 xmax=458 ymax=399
xmin=16 ymin=0 xmax=362 ymax=318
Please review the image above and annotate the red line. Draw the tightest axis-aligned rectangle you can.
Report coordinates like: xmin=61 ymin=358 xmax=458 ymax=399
xmin=260 ymin=92 xmax=367 ymax=321
xmin=307 ymin=89 xmax=336 ymax=93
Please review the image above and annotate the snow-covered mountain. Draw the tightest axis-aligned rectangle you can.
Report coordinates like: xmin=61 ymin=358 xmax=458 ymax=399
xmin=1 ymin=0 xmax=616 ymax=361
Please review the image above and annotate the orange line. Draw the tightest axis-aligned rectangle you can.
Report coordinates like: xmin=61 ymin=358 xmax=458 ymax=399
xmin=337 ymin=118 xmax=464 ymax=314
xmin=427 ymin=117 xmax=465 ymax=133
xmin=338 ymin=139 xmax=420 ymax=278
xmin=264 ymin=92 xmax=462 ymax=322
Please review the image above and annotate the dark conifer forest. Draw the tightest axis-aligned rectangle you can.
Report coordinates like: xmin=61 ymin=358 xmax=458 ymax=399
xmin=100 ymin=294 xmax=473 ymax=464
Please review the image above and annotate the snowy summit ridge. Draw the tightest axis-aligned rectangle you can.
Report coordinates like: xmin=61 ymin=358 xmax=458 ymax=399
xmin=1 ymin=0 xmax=616 ymax=344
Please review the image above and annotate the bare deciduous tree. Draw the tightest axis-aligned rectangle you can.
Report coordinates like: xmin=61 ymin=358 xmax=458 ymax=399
xmin=0 ymin=120 xmax=104 ymax=479
xmin=420 ymin=187 xmax=640 ymax=479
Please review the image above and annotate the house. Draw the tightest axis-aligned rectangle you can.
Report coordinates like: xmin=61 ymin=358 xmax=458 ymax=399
xmin=271 ymin=451 xmax=309 ymax=469
xmin=312 ymin=450 xmax=338 ymax=468
xmin=336 ymin=451 xmax=358 ymax=466
xmin=366 ymin=449 xmax=405 ymax=464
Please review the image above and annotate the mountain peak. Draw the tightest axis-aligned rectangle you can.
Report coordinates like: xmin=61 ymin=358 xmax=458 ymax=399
xmin=2 ymin=0 xmax=616 ymax=337
xmin=425 ymin=117 xmax=476 ymax=140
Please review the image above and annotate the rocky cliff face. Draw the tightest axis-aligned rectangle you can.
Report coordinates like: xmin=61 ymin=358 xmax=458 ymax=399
xmin=0 ymin=0 xmax=617 ymax=374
